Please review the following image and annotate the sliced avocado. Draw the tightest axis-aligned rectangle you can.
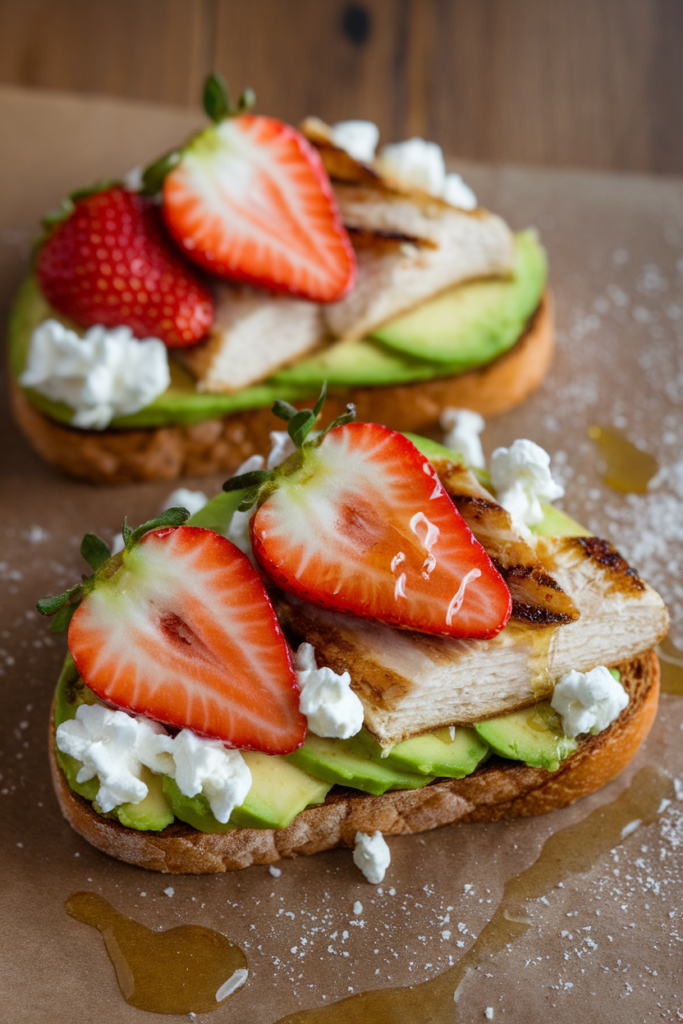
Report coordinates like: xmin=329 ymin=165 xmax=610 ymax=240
xmin=163 ymin=751 xmax=331 ymax=831
xmin=112 ymin=767 xmax=174 ymax=831
xmin=186 ymin=489 xmax=246 ymax=534
xmin=350 ymin=725 xmax=489 ymax=779
xmin=272 ymin=336 xmax=444 ymax=389
xmin=286 ymin=733 xmax=432 ymax=795
xmin=54 ymin=653 xmax=173 ymax=829
xmin=402 ymin=433 xmax=455 ymax=462
xmin=531 ymin=503 xmax=592 ymax=538
xmin=371 ymin=230 xmax=547 ymax=366
xmin=474 ymin=701 xmax=577 ymax=771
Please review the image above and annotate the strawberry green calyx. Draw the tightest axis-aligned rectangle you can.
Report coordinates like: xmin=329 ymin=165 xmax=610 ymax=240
xmin=140 ymin=74 xmax=256 ymax=197
xmin=222 ymin=384 xmax=355 ymax=512
xmin=203 ymin=72 xmax=255 ymax=123
xmin=41 ymin=180 xmax=120 ymax=231
xmin=37 ymin=507 xmax=190 ymax=632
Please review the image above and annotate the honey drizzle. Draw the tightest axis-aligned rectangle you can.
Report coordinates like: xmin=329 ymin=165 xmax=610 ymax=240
xmin=588 ymin=425 xmax=658 ymax=493
xmin=658 ymin=635 xmax=683 ymax=695
xmin=273 ymin=766 xmax=674 ymax=1023
xmin=64 ymin=892 xmax=248 ymax=1015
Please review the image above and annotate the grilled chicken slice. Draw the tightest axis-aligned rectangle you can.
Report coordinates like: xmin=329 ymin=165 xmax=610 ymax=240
xmin=432 ymin=457 xmax=580 ymax=625
xmin=275 ymin=535 xmax=669 ymax=746
xmin=177 ymin=282 xmax=324 ymax=393
xmin=300 ymin=117 xmax=515 ymax=340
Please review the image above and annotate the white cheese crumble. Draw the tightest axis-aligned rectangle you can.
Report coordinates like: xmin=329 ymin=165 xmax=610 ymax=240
xmin=20 ymin=319 xmax=170 ymax=429
xmin=490 ymin=439 xmax=564 ymax=534
xmin=56 ymin=704 xmax=251 ymax=822
xmin=293 ymin=643 xmax=364 ymax=739
xmin=551 ymin=666 xmax=629 ymax=739
xmin=162 ymin=488 xmax=208 ymax=517
xmin=440 ymin=407 xmax=486 ymax=468
xmin=353 ymin=830 xmax=391 ymax=884
xmin=55 ymin=704 xmax=166 ymax=812
xmin=376 ymin=137 xmax=477 ymax=210
xmin=331 ymin=120 xmax=380 ymax=164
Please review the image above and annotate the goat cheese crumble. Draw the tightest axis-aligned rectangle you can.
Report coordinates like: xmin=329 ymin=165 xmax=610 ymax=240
xmin=551 ymin=666 xmax=629 ymax=738
xmin=20 ymin=319 xmax=170 ymax=429
xmin=353 ymin=830 xmax=391 ymax=883
xmin=56 ymin=704 xmax=251 ymax=822
xmin=490 ymin=439 xmax=564 ymax=535
xmin=440 ymin=407 xmax=486 ymax=468
xmin=376 ymin=137 xmax=477 ymax=210
xmin=331 ymin=120 xmax=380 ymax=164
xmin=293 ymin=643 xmax=364 ymax=739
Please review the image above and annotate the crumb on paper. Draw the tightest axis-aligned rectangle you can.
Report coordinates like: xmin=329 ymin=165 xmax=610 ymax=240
xmin=353 ymin=901 xmax=363 ymax=915
xmin=164 ymin=886 xmax=174 ymax=897
xmin=485 ymin=1009 xmax=494 ymax=1020
xmin=269 ymin=865 xmax=282 ymax=877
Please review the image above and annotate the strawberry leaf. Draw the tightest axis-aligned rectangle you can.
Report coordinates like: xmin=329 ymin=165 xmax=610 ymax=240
xmin=313 ymin=404 xmax=356 ymax=446
xmin=141 ymin=151 xmax=182 ymax=196
xmin=126 ymin=507 xmax=190 ymax=548
xmin=223 ymin=470 xmax=274 ymax=493
xmin=50 ymin=603 xmax=78 ymax=634
xmin=80 ymin=533 xmax=111 ymax=572
xmin=204 ymin=72 xmax=232 ymax=122
xmin=272 ymin=399 xmax=299 ymax=422
xmin=287 ymin=409 xmax=316 ymax=448
xmin=312 ymin=381 xmax=328 ymax=419
xmin=37 ymin=584 xmax=83 ymax=617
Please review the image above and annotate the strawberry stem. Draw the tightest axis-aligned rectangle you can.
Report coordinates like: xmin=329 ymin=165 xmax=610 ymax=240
xmin=203 ymin=72 xmax=256 ymax=122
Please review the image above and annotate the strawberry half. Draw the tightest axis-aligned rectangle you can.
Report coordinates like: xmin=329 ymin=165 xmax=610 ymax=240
xmin=225 ymin=395 xmax=512 ymax=639
xmin=36 ymin=186 xmax=214 ymax=348
xmin=58 ymin=521 xmax=305 ymax=754
xmin=158 ymin=78 xmax=355 ymax=302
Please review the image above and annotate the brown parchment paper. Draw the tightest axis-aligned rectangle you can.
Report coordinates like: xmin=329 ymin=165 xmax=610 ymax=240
xmin=1 ymin=86 xmax=682 ymax=1024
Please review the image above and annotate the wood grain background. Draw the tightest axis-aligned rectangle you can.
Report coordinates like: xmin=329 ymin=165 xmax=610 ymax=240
xmin=1 ymin=0 xmax=682 ymax=174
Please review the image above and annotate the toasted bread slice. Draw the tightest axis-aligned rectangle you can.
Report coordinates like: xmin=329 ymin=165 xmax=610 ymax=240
xmin=48 ymin=648 xmax=660 ymax=873
xmin=275 ymin=536 xmax=668 ymax=745
xmin=10 ymin=294 xmax=553 ymax=485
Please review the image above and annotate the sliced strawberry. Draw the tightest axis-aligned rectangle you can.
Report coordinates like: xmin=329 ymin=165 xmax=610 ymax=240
xmin=68 ymin=526 xmax=305 ymax=754
xmin=36 ymin=186 xmax=213 ymax=348
xmin=249 ymin=423 xmax=512 ymax=639
xmin=162 ymin=115 xmax=356 ymax=302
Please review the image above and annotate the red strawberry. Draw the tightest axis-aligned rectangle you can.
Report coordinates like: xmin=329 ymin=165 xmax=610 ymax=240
xmin=67 ymin=525 xmax=305 ymax=754
xmin=235 ymin=416 xmax=511 ymax=640
xmin=36 ymin=186 xmax=214 ymax=348
xmin=162 ymin=115 xmax=356 ymax=302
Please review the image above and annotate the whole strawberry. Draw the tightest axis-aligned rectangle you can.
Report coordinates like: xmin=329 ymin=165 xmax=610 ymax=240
xmin=35 ymin=186 xmax=214 ymax=348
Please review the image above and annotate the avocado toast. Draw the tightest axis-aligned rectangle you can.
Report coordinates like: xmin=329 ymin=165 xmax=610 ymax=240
xmin=41 ymin=401 xmax=668 ymax=873
xmin=9 ymin=76 xmax=551 ymax=485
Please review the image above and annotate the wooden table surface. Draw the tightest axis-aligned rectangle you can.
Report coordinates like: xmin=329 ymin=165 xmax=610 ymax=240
xmin=0 ymin=0 xmax=682 ymax=174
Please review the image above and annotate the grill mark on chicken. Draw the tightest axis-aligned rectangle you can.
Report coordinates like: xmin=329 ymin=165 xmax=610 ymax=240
xmin=433 ymin=460 xmax=581 ymax=625
xmin=347 ymin=227 xmax=436 ymax=253
xmin=577 ymin=537 xmax=645 ymax=592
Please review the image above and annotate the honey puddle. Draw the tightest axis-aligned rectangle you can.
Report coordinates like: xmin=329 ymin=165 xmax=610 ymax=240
xmin=658 ymin=635 xmax=683 ymax=695
xmin=275 ymin=765 xmax=674 ymax=1024
xmin=64 ymin=892 xmax=248 ymax=1015
xmin=588 ymin=425 xmax=658 ymax=493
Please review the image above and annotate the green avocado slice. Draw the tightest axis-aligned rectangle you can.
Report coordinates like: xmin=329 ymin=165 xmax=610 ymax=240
xmin=349 ymin=725 xmax=490 ymax=778
xmin=371 ymin=229 xmax=547 ymax=365
xmin=163 ymin=751 xmax=331 ymax=832
xmin=285 ymin=733 xmax=433 ymax=795
xmin=474 ymin=701 xmax=578 ymax=772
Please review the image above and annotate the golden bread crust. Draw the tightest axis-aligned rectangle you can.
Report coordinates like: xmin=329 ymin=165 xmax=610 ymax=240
xmin=49 ymin=647 xmax=658 ymax=874
xmin=14 ymin=294 xmax=553 ymax=485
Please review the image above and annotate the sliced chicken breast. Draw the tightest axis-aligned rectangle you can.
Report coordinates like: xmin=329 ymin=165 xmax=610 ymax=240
xmin=275 ymin=536 xmax=669 ymax=745
xmin=178 ymin=283 xmax=324 ymax=393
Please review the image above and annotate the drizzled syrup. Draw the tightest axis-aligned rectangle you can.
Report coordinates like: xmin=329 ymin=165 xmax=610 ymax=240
xmin=658 ymin=635 xmax=683 ymax=695
xmin=273 ymin=766 xmax=674 ymax=1023
xmin=64 ymin=892 xmax=248 ymax=1015
xmin=588 ymin=425 xmax=658 ymax=493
